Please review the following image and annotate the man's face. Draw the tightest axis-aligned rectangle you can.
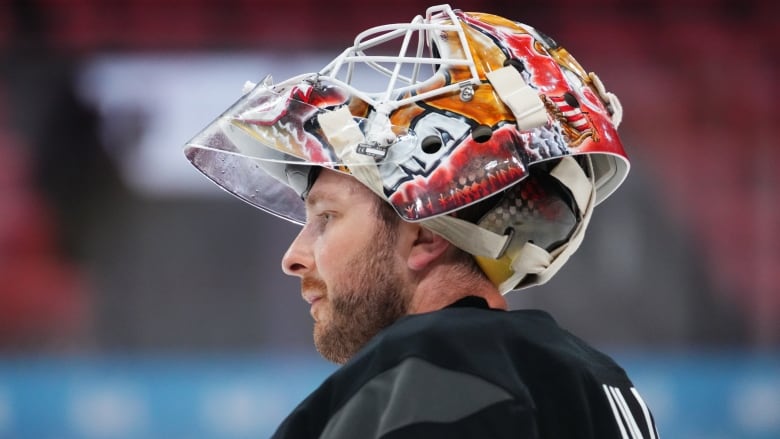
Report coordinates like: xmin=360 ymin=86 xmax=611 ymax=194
xmin=282 ymin=169 xmax=412 ymax=364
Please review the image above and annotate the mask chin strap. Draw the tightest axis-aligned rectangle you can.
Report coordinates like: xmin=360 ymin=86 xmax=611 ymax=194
xmin=422 ymin=156 xmax=596 ymax=294
xmin=499 ymin=156 xmax=595 ymax=292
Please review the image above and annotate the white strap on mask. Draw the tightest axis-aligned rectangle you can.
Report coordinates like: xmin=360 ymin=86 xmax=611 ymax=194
xmin=588 ymin=72 xmax=623 ymax=127
xmin=422 ymin=214 xmax=510 ymax=260
xmin=500 ymin=156 xmax=596 ymax=292
xmin=486 ymin=66 xmax=548 ymax=130
xmin=423 ymin=156 xmax=595 ymax=294
xmin=317 ymin=106 xmax=386 ymax=197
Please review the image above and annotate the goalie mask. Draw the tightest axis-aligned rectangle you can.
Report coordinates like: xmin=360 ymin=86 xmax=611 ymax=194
xmin=184 ymin=4 xmax=629 ymax=292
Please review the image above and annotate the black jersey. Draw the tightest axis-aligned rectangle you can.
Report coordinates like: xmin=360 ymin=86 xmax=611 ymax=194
xmin=271 ymin=297 xmax=659 ymax=438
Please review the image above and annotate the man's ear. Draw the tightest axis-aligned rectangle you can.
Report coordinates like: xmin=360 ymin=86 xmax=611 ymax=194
xmin=407 ymin=226 xmax=450 ymax=271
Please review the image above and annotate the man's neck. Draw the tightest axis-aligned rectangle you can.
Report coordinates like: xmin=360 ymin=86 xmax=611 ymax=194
xmin=408 ymin=263 xmax=507 ymax=313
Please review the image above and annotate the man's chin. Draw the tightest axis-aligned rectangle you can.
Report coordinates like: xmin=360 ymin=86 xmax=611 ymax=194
xmin=313 ymin=322 xmax=356 ymax=365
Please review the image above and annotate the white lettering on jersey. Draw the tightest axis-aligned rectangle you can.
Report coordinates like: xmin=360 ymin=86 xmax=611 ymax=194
xmin=631 ymin=387 xmax=658 ymax=439
xmin=602 ymin=385 xmax=659 ymax=439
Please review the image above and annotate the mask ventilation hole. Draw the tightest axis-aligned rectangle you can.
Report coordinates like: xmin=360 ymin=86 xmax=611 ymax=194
xmin=503 ymin=58 xmax=526 ymax=73
xmin=471 ymin=125 xmax=493 ymax=143
xmin=421 ymin=135 xmax=443 ymax=154
xmin=563 ymin=92 xmax=580 ymax=108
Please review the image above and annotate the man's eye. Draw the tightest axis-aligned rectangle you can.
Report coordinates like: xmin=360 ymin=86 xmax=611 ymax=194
xmin=304 ymin=210 xmax=336 ymax=229
xmin=317 ymin=212 xmax=334 ymax=225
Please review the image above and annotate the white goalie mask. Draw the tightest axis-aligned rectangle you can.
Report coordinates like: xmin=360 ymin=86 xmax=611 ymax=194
xmin=185 ymin=4 xmax=629 ymax=292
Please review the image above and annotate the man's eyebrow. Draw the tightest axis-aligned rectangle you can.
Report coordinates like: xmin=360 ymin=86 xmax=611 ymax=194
xmin=304 ymin=191 xmax=338 ymax=209
xmin=304 ymin=182 xmax=359 ymax=208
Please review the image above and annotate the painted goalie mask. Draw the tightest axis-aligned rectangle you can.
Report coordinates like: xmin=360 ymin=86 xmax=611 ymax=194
xmin=184 ymin=4 xmax=629 ymax=292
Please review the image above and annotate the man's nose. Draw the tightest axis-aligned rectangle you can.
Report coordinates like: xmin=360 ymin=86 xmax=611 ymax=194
xmin=281 ymin=228 xmax=313 ymax=277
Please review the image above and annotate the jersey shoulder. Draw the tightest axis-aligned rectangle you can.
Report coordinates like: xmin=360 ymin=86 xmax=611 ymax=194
xmin=370 ymin=305 xmax=627 ymax=383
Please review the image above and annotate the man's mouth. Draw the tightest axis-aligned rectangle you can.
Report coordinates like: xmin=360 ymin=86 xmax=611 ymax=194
xmin=302 ymin=293 xmax=322 ymax=304
xmin=301 ymin=278 xmax=327 ymax=321
xmin=302 ymin=278 xmax=326 ymax=303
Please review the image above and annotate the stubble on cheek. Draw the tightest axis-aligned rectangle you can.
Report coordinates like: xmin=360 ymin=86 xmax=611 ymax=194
xmin=311 ymin=269 xmax=410 ymax=364
xmin=300 ymin=213 xmax=410 ymax=364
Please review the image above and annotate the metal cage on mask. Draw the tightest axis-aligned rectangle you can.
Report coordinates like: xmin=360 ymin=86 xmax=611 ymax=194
xmin=184 ymin=4 xmax=629 ymax=293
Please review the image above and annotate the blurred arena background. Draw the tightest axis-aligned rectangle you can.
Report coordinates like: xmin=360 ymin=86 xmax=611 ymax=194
xmin=0 ymin=0 xmax=777 ymax=437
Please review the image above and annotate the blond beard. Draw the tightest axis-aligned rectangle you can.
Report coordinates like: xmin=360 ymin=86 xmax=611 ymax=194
xmin=306 ymin=228 xmax=410 ymax=364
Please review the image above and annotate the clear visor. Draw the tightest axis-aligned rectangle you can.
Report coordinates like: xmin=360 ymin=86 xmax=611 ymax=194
xmin=184 ymin=77 xmax=412 ymax=224
xmin=183 ymin=5 xmax=483 ymax=224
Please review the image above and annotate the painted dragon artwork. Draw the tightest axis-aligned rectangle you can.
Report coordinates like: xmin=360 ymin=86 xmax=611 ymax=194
xmin=185 ymin=5 xmax=627 ymax=224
